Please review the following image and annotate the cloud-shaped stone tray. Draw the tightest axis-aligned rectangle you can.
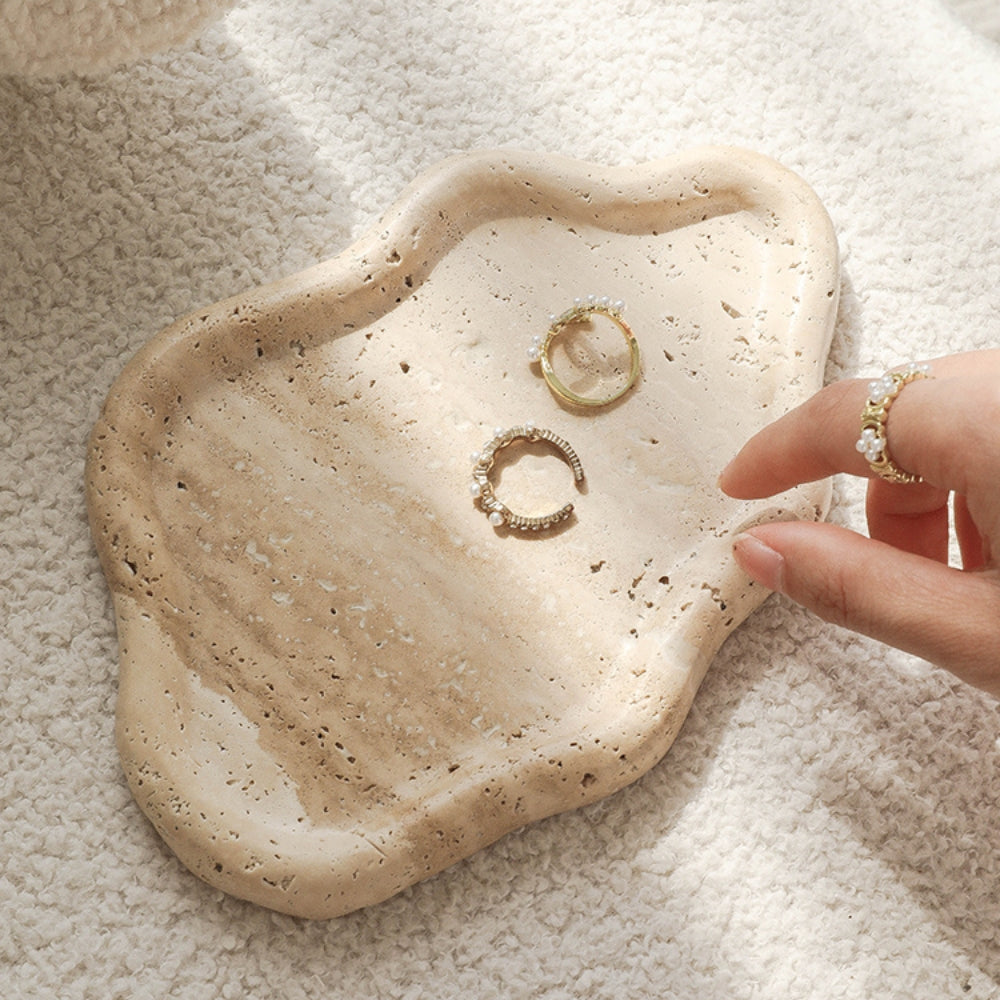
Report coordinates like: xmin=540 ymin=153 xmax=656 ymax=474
xmin=86 ymin=147 xmax=839 ymax=919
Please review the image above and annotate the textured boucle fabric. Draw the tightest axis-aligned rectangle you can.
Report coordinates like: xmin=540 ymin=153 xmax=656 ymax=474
xmin=0 ymin=0 xmax=236 ymax=77
xmin=2 ymin=0 xmax=1000 ymax=997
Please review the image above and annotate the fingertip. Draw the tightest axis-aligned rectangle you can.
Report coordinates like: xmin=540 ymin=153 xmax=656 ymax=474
xmin=732 ymin=530 xmax=786 ymax=593
xmin=717 ymin=461 xmax=735 ymax=495
xmin=717 ymin=453 xmax=756 ymax=499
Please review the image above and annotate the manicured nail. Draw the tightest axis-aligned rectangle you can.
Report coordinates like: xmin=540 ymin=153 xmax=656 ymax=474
xmin=732 ymin=532 xmax=786 ymax=593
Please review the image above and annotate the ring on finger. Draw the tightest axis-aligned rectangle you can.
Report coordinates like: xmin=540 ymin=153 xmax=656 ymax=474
xmin=855 ymin=362 xmax=932 ymax=484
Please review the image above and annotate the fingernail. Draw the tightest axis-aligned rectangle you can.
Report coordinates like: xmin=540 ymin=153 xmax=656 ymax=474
xmin=732 ymin=532 xmax=786 ymax=593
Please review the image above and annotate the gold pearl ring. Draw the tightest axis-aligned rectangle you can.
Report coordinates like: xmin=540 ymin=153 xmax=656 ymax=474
xmin=469 ymin=424 xmax=584 ymax=531
xmin=528 ymin=296 xmax=640 ymax=408
xmin=855 ymin=362 xmax=932 ymax=484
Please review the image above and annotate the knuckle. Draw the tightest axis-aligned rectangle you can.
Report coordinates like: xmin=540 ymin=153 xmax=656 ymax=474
xmin=805 ymin=571 xmax=854 ymax=630
xmin=807 ymin=379 xmax=867 ymax=469
xmin=784 ymin=555 xmax=855 ymax=630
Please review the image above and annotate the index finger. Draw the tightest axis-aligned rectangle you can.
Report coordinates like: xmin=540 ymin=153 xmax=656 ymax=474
xmin=717 ymin=377 xmax=871 ymax=499
xmin=718 ymin=351 xmax=999 ymax=500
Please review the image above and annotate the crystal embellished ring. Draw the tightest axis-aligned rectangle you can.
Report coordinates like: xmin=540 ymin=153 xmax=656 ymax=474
xmin=469 ymin=424 xmax=585 ymax=531
xmin=855 ymin=362 xmax=932 ymax=484
xmin=528 ymin=295 xmax=640 ymax=407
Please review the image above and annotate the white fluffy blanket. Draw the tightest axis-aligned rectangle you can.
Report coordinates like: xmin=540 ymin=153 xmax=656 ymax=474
xmin=3 ymin=0 xmax=1000 ymax=996
xmin=0 ymin=0 xmax=236 ymax=76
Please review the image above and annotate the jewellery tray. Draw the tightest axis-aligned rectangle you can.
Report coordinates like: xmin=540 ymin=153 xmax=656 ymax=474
xmin=86 ymin=146 xmax=840 ymax=918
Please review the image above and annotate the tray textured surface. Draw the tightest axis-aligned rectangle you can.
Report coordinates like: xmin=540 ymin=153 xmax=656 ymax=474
xmin=86 ymin=146 xmax=839 ymax=918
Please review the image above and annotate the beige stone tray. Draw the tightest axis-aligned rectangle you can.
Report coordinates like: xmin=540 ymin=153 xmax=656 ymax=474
xmin=86 ymin=147 xmax=839 ymax=919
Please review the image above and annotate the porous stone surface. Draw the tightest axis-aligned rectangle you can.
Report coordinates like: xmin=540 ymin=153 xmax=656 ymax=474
xmin=86 ymin=147 xmax=839 ymax=918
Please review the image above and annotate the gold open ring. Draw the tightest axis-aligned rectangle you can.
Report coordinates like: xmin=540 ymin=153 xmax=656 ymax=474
xmin=469 ymin=424 xmax=584 ymax=531
xmin=528 ymin=296 xmax=640 ymax=407
xmin=855 ymin=362 xmax=932 ymax=484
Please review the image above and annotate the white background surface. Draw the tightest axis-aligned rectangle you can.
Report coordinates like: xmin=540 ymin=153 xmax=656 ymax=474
xmin=2 ymin=0 xmax=1000 ymax=996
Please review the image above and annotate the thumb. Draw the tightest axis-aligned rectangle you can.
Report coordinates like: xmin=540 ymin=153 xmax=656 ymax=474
xmin=733 ymin=521 xmax=1000 ymax=695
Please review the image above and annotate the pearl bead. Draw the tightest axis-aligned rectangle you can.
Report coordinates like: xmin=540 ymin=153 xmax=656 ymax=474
xmin=488 ymin=511 xmax=504 ymax=527
xmin=867 ymin=376 xmax=893 ymax=403
xmin=527 ymin=346 xmax=540 ymax=361
xmin=470 ymin=451 xmax=480 ymax=463
xmin=469 ymin=482 xmax=481 ymax=497
xmin=856 ymin=426 xmax=884 ymax=463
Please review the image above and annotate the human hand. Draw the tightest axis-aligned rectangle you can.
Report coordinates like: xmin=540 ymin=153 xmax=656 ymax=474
xmin=718 ymin=349 xmax=1000 ymax=696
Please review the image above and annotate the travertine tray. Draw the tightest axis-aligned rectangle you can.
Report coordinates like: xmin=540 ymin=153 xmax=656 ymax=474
xmin=86 ymin=147 xmax=839 ymax=919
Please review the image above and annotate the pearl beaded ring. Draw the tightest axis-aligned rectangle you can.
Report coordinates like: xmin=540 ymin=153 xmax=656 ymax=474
xmin=529 ymin=295 xmax=640 ymax=408
xmin=855 ymin=361 xmax=932 ymax=484
xmin=470 ymin=424 xmax=585 ymax=531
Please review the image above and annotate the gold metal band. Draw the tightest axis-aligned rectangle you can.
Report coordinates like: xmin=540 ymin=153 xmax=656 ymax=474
xmin=470 ymin=424 xmax=584 ymax=531
xmin=855 ymin=362 xmax=931 ymax=484
xmin=529 ymin=297 xmax=640 ymax=408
